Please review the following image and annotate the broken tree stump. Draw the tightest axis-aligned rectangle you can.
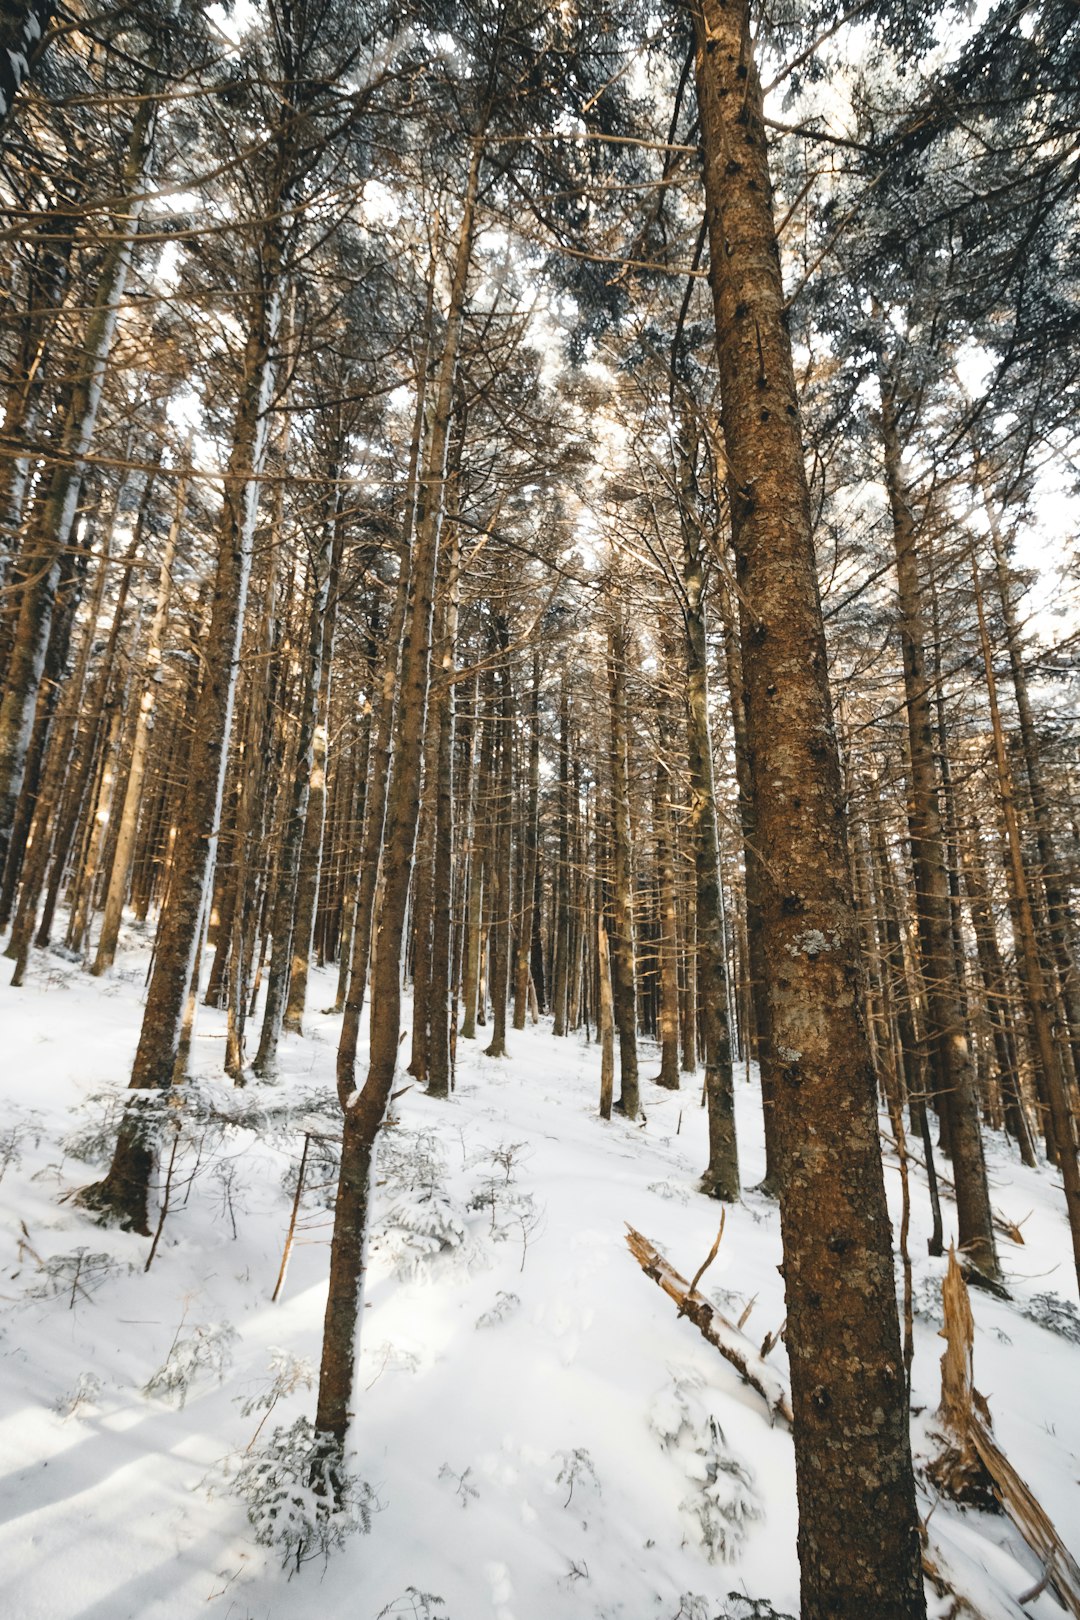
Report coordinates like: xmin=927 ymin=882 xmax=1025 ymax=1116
xmin=927 ymin=1247 xmax=1080 ymax=1617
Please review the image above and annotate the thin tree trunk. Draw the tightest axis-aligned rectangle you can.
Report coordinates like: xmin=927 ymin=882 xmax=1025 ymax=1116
xmin=679 ymin=464 xmax=739 ymax=1199
xmin=879 ymin=361 xmax=998 ymax=1280
xmin=77 ymin=216 xmax=286 ymax=1232
xmin=971 ymin=552 xmax=1080 ymax=1293
xmin=606 ymin=616 xmax=639 ymax=1117
xmin=0 ymin=99 xmax=151 ymax=887
xmin=316 ymin=138 xmax=481 ymax=1450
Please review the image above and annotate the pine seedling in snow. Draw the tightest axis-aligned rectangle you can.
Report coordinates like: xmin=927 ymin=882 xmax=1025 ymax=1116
xmin=376 ymin=1589 xmax=450 ymax=1619
xmin=236 ymin=1348 xmax=314 ymax=1447
xmin=54 ymin=1371 xmax=104 ymax=1418
xmin=232 ymin=1417 xmax=376 ymax=1571
xmin=143 ymin=1321 xmax=238 ymax=1406
xmin=555 ymin=1447 xmax=600 ymax=1508
xmin=1021 ymin=1291 xmax=1080 ymax=1345
xmin=0 ymin=1109 xmax=41 ymax=1182
xmin=648 ymin=1369 xmax=762 ymax=1563
xmin=28 ymin=1247 xmax=131 ymax=1308
xmin=378 ymin=1190 xmax=479 ymax=1281
xmin=475 ymin=1289 xmax=521 ymax=1328
xmin=438 ymin=1462 xmax=480 ymax=1507
xmin=716 ymin=1597 xmax=796 ymax=1620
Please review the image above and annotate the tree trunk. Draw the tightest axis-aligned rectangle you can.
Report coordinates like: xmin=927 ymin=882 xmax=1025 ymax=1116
xmin=971 ymin=552 xmax=1080 ymax=1293
xmin=316 ymin=138 xmax=480 ymax=1450
xmin=92 ymin=471 xmax=187 ymax=974
xmin=679 ymin=460 xmax=739 ymax=1199
xmin=879 ymin=361 xmax=997 ymax=1280
xmin=691 ymin=5 xmax=926 ymax=1613
xmin=606 ymin=616 xmax=639 ymax=1117
xmin=77 ymin=223 xmax=285 ymax=1232
xmin=0 ymin=99 xmax=151 ymax=888
xmin=513 ymin=648 xmax=541 ymax=1032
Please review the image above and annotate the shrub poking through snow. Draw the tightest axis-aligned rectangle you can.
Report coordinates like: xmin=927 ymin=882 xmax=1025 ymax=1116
xmin=475 ymin=1289 xmax=520 ymax=1328
xmin=555 ymin=1447 xmax=600 ymax=1507
xmin=378 ymin=1189 xmax=475 ymax=1279
xmin=143 ymin=1321 xmax=238 ymax=1407
xmin=716 ymin=1598 xmax=796 ymax=1620
xmin=1020 ymin=1291 xmax=1080 ymax=1345
xmin=28 ymin=1247 xmax=131 ymax=1308
xmin=232 ymin=1417 xmax=376 ymax=1571
xmin=376 ymin=1590 xmax=450 ymax=1619
xmin=54 ymin=1371 xmax=103 ymax=1417
xmin=649 ymin=1368 xmax=762 ymax=1562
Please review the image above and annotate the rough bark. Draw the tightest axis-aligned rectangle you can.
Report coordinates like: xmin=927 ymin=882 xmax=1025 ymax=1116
xmin=691 ymin=5 xmax=926 ymax=1613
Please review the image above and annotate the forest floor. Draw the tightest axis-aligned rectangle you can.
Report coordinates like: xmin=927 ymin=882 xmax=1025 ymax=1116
xmin=1 ymin=921 xmax=1079 ymax=1620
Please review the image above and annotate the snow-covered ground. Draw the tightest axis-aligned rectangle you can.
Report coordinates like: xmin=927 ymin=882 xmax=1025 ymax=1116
xmin=1 ymin=921 xmax=1078 ymax=1620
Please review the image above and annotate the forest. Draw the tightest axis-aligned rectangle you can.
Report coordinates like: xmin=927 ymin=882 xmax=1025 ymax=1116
xmin=0 ymin=1 xmax=1079 ymax=1617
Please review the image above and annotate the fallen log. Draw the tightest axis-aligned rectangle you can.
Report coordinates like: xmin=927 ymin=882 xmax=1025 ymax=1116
xmin=625 ymin=1225 xmax=793 ymax=1425
xmin=928 ymin=1248 xmax=1080 ymax=1618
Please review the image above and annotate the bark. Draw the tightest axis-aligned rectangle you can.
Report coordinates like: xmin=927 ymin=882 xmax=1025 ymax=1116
xmin=679 ymin=460 xmax=739 ymax=1199
xmin=77 ymin=223 xmax=285 ymax=1232
xmin=254 ymin=509 xmax=336 ymax=1078
xmin=426 ymin=516 xmax=461 ymax=1097
xmin=958 ymin=817 xmax=1036 ymax=1165
xmin=551 ymin=676 xmax=571 ymax=1037
xmin=513 ymin=648 xmax=541 ymax=1031
xmin=283 ymin=485 xmax=346 ymax=1032
xmin=971 ymin=553 xmax=1080 ymax=1293
xmin=651 ymin=701 xmax=681 ymax=1089
xmin=606 ymin=617 xmax=639 ymax=1117
xmin=460 ymin=675 xmax=491 ymax=1041
xmin=717 ymin=567 xmax=779 ymax=1188
xmin=92 ymin=472 xmax=187 ymax=974
xmin=879 ymin=362 xmax=998 ymax=1280
xmin=484 ymin=623 xmax=514 ymax=1059
xmin=691 ymin=5 xmax=926 ymax=1613
xmin=316 ymin=138 xmax=480 ymax=1448
xmin=0 ymin=99 xmax=151 ymax=889
xmin=982 ymin=468 xmax=1080 ymax=1092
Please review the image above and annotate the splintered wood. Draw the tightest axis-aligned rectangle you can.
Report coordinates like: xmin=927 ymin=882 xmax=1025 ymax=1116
xmin=929 ymin=1247 xmax=1080 ymax=1617
xmin=625 ymin=1225 xmax=793 ymax=1425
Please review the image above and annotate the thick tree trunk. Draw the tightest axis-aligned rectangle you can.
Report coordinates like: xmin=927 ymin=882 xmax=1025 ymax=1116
xmin=691 ymin=5 xmax=926 ymax=1614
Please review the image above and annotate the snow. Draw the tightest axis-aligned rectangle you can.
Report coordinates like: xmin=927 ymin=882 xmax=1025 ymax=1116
xmin=1 ymin=922 xmax=1079 ymax=1619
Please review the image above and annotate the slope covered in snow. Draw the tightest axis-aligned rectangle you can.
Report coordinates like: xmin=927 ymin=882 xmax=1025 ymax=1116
xmin=1 ymin=927 xmax=1078 ymax=1620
